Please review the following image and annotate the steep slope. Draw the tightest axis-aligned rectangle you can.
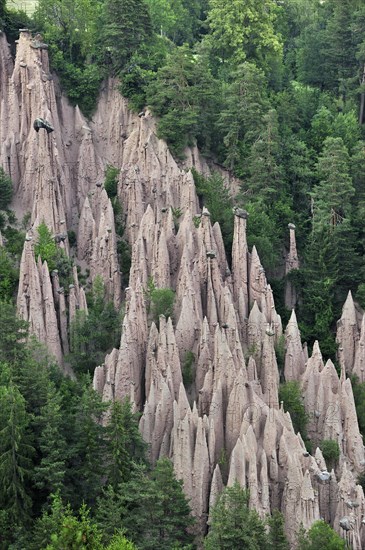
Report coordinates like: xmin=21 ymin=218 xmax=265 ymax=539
xmin=1 ymin=31 xmax=364 ymax=547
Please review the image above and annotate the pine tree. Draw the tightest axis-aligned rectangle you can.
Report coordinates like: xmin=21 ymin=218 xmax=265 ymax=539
xmin=217 ymin=62 xmax=270 ymax=174
xmin=267 ymin=510 xmax=290 ymax=550
xmin=33 ymin=384 xmax=67 ymax=497
xmin=106 ymin=398 xmax=147 ymax=489
xmin=0 ymin=301 xmax=29 ymax=364
xmin=297 ymin=520 xmax=346 ymax=549
xmin=65 ymin=381 xmax=107 ymax=508
xmin=101 ymin=0 xmax=153 ymax=73
xmin=97 ymin=460 xmax=195 ymax=549
xmin=312 ymin=137 xmax=354 ymax=231
xmin=324 ymin=0 xmax=357 ymax=96
xmin=0 ymin=376 xmax=34 ymax=528
xmin=246 ymin=109 xmax=285 ymax=202
xmin=204 ymin=482 xmax=268 ymax=549
xmin=0 ymin=167 xmax=12 ymax=210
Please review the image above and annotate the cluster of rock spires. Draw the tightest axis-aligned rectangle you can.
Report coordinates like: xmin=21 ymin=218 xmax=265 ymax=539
xmin=1 ymin=30 xmax=365 ymax=548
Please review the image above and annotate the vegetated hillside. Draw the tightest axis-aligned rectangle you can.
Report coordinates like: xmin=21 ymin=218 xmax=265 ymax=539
xmin=1 ymin=0 xmax=365 ymax=548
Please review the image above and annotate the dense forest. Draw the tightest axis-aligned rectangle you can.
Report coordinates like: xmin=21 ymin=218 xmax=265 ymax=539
xmin=1 ymin=0 xmax=365 ymax=547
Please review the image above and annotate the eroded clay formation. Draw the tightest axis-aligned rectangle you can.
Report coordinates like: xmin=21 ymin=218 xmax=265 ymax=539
xmin=1 ymin=31 xmax=365 ymax=548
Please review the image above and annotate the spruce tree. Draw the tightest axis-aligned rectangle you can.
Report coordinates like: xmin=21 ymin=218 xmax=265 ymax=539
xmin=65 ymin=381 xmax=107 ymax=508
xmin=0 ymin=167 xmax=12 ymax=210
xmin=217 ymin=62 xmax=270 ymax=174
xmin=0 ymin=376 xmax=34 ymax=528
xmin=246 ymin=109 xmax=285 ymax=202
xmin=101 ymin=0 xmax=153 ymax=73
xmin=312 ymin=137 xmax=354 ymax=231
xmin=33 ymin=384 xmax=67 ymax=497
xmin=267 ymin=509 xmax=290 ymax=550
xmin=106 ymin=399 xmax=147 ymax=489
xmin=97 ymin=460 xmax=195 ymax=549
xmin=205 ymin=482 xmax=268 ymax=549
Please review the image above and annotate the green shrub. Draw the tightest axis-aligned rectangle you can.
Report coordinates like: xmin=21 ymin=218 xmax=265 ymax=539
xmin=35 ymin=223 xmax=73 ymax=286
xmin=319 ymin=439 xmax=340 ymax=469
xmin=0 ymin=248 xmax=18 ymax=300
xmin=182 ymin=351 xmax=195 ymax=387
xmin=150 ymin=287 xmax=175 ymax=325
xmin=2 ymin=226 xmax=25 ymax=258
xmin=104 ymin=166 xmax=120 ymax=200
xmin=279 ymin=381 xmax=309 ymax=439
xmin=0 ymin=168 xmax=12 ymax=210
xmin=69 ymin=277 xmax=121 ymax=375
xmin=351 ymin=374 xmax=365 ymax=437
xmin=67 ymin=230 xmax=77 ymax=248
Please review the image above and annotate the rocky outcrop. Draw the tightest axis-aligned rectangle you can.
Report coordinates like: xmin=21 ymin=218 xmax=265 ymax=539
xmin=3 ymin=30 xmax=365 ymax=549
xmin=336 ymin=291 xmax=359 ymax=374
xmin=285 ymin=223 xmax=299 ymax=309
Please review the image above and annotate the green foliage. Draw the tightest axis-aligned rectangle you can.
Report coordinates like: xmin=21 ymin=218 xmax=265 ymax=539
xmin=105 ymin=533 xmax=137 ymax=550
xmin=0 ymin=247 xmax=18 ymax=300
xmin=351 ymin=375 xmax=365 ymax=437
xmin=267 ymin=510 xmax=290 ymax=550
xmin=279 ymin=381 xmax=308 ymax=439
xmin=192 ymin=169 xmax=234 ymax=256
xmin=206 ymin=0 xmax=282 ymax=69
xmin=216 ymin=62 xmax=270 ymax=174
xmin=205 ymin=483 xmax=268 ymax=549
xmin=49 ymin=51 xmax=102 ymax=117
xmin=33 ymin=386 xmax=67 ymax=496
xmin=312 ymin=137 xmax=354 ymax=231
xmin=148 ymin=285 xmax=175 ymax=325
xmin=35 ymin=222 xmax=73 ymax=286
xmin=182 ymin=351 xmax=195 ymax=387
xmin=275 ymin=334 xmax=286 ymax=378
xmin=0 ymin=375 xmax=34 ymax=528
xmin=100 ymin=0 xmax=153 ymax=74
xmin=0 ymin=301 xmax=29 ymax=364
xmin=68 ymin=230 xmax=77 ymax=248
xmin=2 ymin=7 xmax=34 ymax=46
xmin=45 ymin=499 xmax=103 ymax=549
xmin=69 ymin=276 xmax=121 ymax=375
xmin=146 ymin=45 xmax=219 ymax=157
xmin=97 ymin=459 xmax=195 ymax=549
xmin=297 ymin=520 xmax=346 ymax=550
xmin=0 ymin=167 xmax=12 ymax=210
xmin=2 ymin=225 xmax=25 ymax=257
xmin=319 ymin=439 xmax=340 ymax=469
xmin=35 ymin=222 xmax=58 ymax=268
xmin=106 ymin=399 xmax=147 ymax=489
xmin=104 ymin=166 xmax=120 ymax=199
xmin=65 ymin=380 xmax=107 ymax=508
xmin=34 ymin=0 xmax=103 ymax=116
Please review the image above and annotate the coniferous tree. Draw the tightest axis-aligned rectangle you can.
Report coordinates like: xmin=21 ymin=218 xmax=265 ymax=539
xmin=33 ymin=384 xmax=67 ymax=498
xmin=101 ymin=0 xmax=153 ymax=73
xmin=297 ymin=519 xmax=346 ymax=549
xmin=217 ymin=62 xmax=270 ymax=174
xmin=246 ymin=109 xmax=285 ymax=202
xmin=312 ymin=137 xmax=354 ymax=231
xmin=0 ymin=167 xmax=12 ymax=210
xmin=204 ymin=483 xmax=268 ymax=549
xmin=267 ymin=509 xmax=290 ymax=550
xmin=0 ymin=375 xmax=34 ymax=529
xmin=65 ymin=381 xmax=107 ymax=508
xmin=106 ymin=398 xmax=147 ymax=489
xmin=97 ymin=460 xmax=195 ymax=549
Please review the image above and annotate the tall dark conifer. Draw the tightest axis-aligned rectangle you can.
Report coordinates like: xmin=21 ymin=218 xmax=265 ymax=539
xmin=102 ymin=0 xmax=153 ymax=73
